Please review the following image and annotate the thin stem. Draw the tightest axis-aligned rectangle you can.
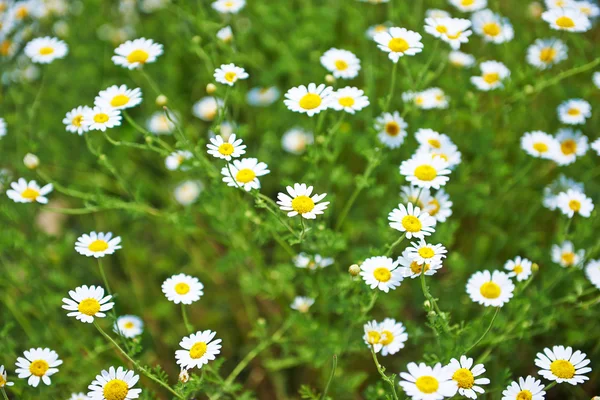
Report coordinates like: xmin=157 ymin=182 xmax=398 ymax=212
xmin=97 ymin=258 xmax=112 ymax=297
xmin=543 ymin=381 xmax=558 ymax=391
xmin=123 ymin=111 xmax=172 ymax=152
xmin=181 ymin=303 xmax=193 ymax=333
xmin=369 ymin=346 xmax=399 ymax=400
xmin=420 ymin=269 xmax=450 ymax=333
xmin=320 ymin=355 xmax=337 ymax=400
xmin=1 ymin=388 xmax=9 ymax=400
xmin=384 ymin=61 xmax=399 ymax=112
xmin=464 ymin=307 xmax=500 ymax=354
xmin=139 ymin=68 xmax=162 ymax=96
xmin=299 ymin=218 xmax=306 ymax=242
xmin=385 ymin=233 xmax=406 ymax=257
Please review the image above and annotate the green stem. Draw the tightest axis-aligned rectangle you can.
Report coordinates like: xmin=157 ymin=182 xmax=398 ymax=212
xmin=1 ymin=388 xmax=9 ymax=400
xmin=464 ymin=307 xmax=500 ymax=354
xmin=320 ymin=355 xmax=337 ymax=400
xmin=384 ymin=233 xmax=406 ymax=257
xmin=543 ymin=381 xmax=558 ymax=391
xmin=420 ymin=269 xmax=450 ymax=333
xmin=139 ymin=68 xmax=162 ymax=96
xmin=123 ymin=111 xmax=172 ymax=152
xmin=97 ymin=258 xmax=112 ymax=297
xmin=414 ymin=40 xmax=440 ymax=90
xmin=369 ymin=346 xmax=399 ymax=400
xmin=384 ymin=61 xmax=399 ymax=112
xmin=181 ymin=303 xmax=193 ymax=333
xmin=299 ymin=218 xmax=306 ymax=242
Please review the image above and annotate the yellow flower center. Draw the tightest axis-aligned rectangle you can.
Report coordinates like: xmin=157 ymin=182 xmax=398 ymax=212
xmin=224 ymin=71 xmax=237 ymax=82
xmin=189 ymin=342 xmax=208 ymax=359
xmin=452 ymin=368 xmax=475 ymax=389
xmin=0 ymin=40 xmax=11 ymax=56
xmin=338 ymin=96 xmax=355 ymax=107
xmin=567 ymin=107 xmax=580 ymax=116
xmin=373 ymin=267 xmax=392 ymax=282
xmin=78 ymin=298 xmax=101 ymax=316
xmin=127 ymin=49 xmax=149 ymax=64
xmin=88 ymin=239 xmax=109 ymax=252
xmin=446 ymin=31 xmax=462 ymax=39
xmin=568 ymin=200 xmax=581 ymax=212
xmin=291 ymin=195 xmax=315 ymax=214
xmin=415 ymin=376 xmax=439 ymax=394
xmin=533 ymin=142 xmax=548 ymax=153
xmin=539 ymin=47 xmax=556 ymax=62
xmin=428 ymin=199 xmax=440 ymax=216
xmin=428 ymin=139 xmax=441 ymax=148
xmin=21 ymin=188 xmax=40 ymax=200
xmin=29 ymin=360 xmax=49 ymax=377
xmin=401 ymin=215 xmax=422 ymax=233
xmin=299 ymin=93 xmax=322 ymax=110
xmin=335 ymin=59 xmax=348 ymax=70
xmin=39 ymin=46 xmax=54 ymax=55
xmin=483 ymin=72 xmax=500 ymax=84
xmin=15 ymin=6 xmax=28 ymax=19
xmin=0 ymin=375 xmax=5 ymax=386
xmin=367 ymin=330 xmax=381 ymax=344
xmin=560 ymin=139 xmax=577 ymax=155
xmin=480 ymin=282 xmax=501 ymax=299
xmin=110 ymin=94 xmax=130 ymax=107
xmin=218 ymin=143 xmax=234 ymax=156
xmin=415 ymin=96 xmax=425 ymax=105
xmin=236 ymin=168 xmax=256 ymax=184
xmin=517 ymin=390 xmax=533 ymax=400
xmin=418 ymin=247 xmax=435 ymax=259
xmin=124 ymin=321 xmax=135 ymax=329
xmin=72 ymin=115 xmax=83 ymax=127
xmin=410 ymin=261 xmax=430 ymax=274
xmin=103 ymin=379 xmax=129 ymax=400
xmin=513 ymin=265 xmax=523 ymax=274
xmin=550 ymin=360 xmax=575 ymax=379
xmin=482 ymin=22 xmax=501 ymax=37
xmin=561 ymin=252 xmax=575 ymax=266
xmin=556 ymin=16 xmax=575 ymax=28
xmin=374 ymin=25 xmax=387 ymax=32
xmin=462 ymin=0 xmax=475 ymax=5
xmin=385 ymin=122 xmax=400 ymax=136
xmin=379 ymin=330 xmax=394 ymax=345
xmin=436 ymin=25 xmax=448 ymax=34
xmin=388 ymin=37 xmax=409 ymax=53
xmin=175 ymin=282 xmax=190 ymax=295
xmin=414 ymin=165 xmax=437 ymax=181
xmin=94 ymin=113 xmax=110 ymax=123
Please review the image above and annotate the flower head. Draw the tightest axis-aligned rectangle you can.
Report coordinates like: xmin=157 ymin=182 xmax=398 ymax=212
xmin=375 ymin=111 xmax=408 ymax=149
xmin=175 ymin=330 xmax=222 ymax=370
xmin=6 ymin=178 xmax=53 ymax=204
xmin=63 ymin=106 xmax=92 ymax=135
xmin=363 ymin=318 xmax=408 ymax=356
xmin=221 ymin=158 xmax=270 ymax=191
xmin=504 ymin=256 xmax=533 ymax=281
xmin=521 ymin=131 xmax=559 ymax=159
xmin=87 ymin=366 xmax=141 ymax=400
xmin=330 ymin=86 xmax=370 ymax=114
xmin=207 ymin=133 xmax=246 ymax=161
xmin=471 ymin=9 xmax=514 ymax=43
xmin=400 ymin=153 xmax=451 ymax=189
xmin=551 ymin=128 xmax=588 ymax=165
xmin=62 ymin=285 xmax=114 ymax=323
xmin=282 ymin=128 xmax=314 ymax=155
xmin=535 ymin=346 xmax=591 ymax=384
xmin=501 ymin=376 xmax=546 ymax=400
xmin=466 ymin=270 xmax=515 ymax=307
xmin=15 ymin=348 xmax=62 ymax=387
xmin=585 ymin=259 xmax=600 ymax=290
xmin=294 ymin=253 xmax=334 ymax=270
xmin=75 ymin=231 xmax=122 ymax=258
xmin=165 ymin=150 xmax=193 ymax=171
xmin=214 ymin=63 xmax=249 ymax=86
xmin=542 ymin=7 xmax=591 ymax=32
xmin=374 ymin=27 xmax=423 ymax=62
xmin=193 ymin=97 xmax=223 ymax=121
xmin=277 ymin=183 xmax=329 ymax=219
xmin=82 ymin=107 xmax=122 ymax=132
xmin=0 ymin=365 xmax=14 ymax=388
xmin=95 ymin=85 xmax=142 ymax=110
xmin=557 ymin=99 xmax=591 ymax=125
xmin=447 ymin=356 xmax=490 ymax=399
xmin=114 ymin=315 xmax=144 ymax=338
xmin=320 ymin=48 xmax=361 ymax=79
xmin=284 ymin=83 xmax=333 ymax=117
xmin=24 ymin=36 xmax=68 ymax=63
xmin=526 ymin=38 xmax=568 ymax=69
xmin=247 ymin=87 xmax=280 ymax=107
xmin=551 ymin=240 xmax=584 ymax=268
xmin=290 ymin=296 xmax=315 ymax=313
xmin=212 ymin=0 xmax=245 ymax=13
xmin=162 ymin=273 xmax=204 ymax=305
xmin=556 ymin=189 xmax=594 ymax=218
xmin=471 ymin=60 xmax=510 ymax=91
xmin=359 ymin=256 xmax=403 ymax=292
xmin=388 ymin=202 xmax=437 ymax=239
xmin=450 ymin=0 xmax=488 ymax=12
xmin=112 ymin=37 xmax=163 ymax=69
xmin=399 ymin=362 xmax=455 ymax=400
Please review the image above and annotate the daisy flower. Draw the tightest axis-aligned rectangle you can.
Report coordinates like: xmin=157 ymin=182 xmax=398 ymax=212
xmin=416 ymin=143 xmax=462 ymax=170
xmin=374 ymin=27 xmax=424 ymax=62
xmin=68 ymin=393 xmax=88 ymax=400
xmin=521 ymin=131 xmax=559 ymax=159
xmin=320 ymin=48 xmax=361 ymax=79
xmin=426 ymin=189 xmax=453 ymax=223
xmin=526 ymin=38 xmax=568 ymax=70
xmin=330 ymin=86 xmax=370 ymax=114
xmin=450 ymin=0 xmax=488 ymax=12
xmin=471 ymin=9 xmax=514 ymax=43
xmin=426 ymin=9 xmax=452 ymax=19
xmin=212 ymin=0 xmax=245 ymax=13
xmin=114 ymin=315 xmax=144 ymax=338
xmin=501 ymin=376 xmax=546 ymax=400
xmin=63 ymin=105 xmax=92 ymax=135
xmin=294 ymin=253 xmax=334 ymax=270
xmin=216 ymin=26 xmax=233 ymax=42
xmin=388 ymin=202 xmax=437 ymax=239
xmin=545 ymin=0 xmax=576 ymax=7
xmin=214 ymin=63 xmax=249 ymax=86
xmin=584 ymin=259 xmax=600 ymax=290
xmin=366 ymin=23 xmax=391 ymax=40
xmin=6 ymin=178 xmax=53 ymax=204
xmin=174 ymin=180 xmax=203 ymax=205
xmin=112 ymin=37 xmax=163 ymax=69
xmin=0 ymin=365 xmax=14 ymax=388
xmin=397 ymin=248 xmax=443 ymax=278
xmin=400 ymin=153 xmax=451 ymax=189
xmin=542 ymin=7 xmax=591 ymax=31
xmin=62 ymin=285 xmax=114 ymax=324
xmin=544 ymin=175 xmax=584 ymax=210
xmin=277 ymin=183 xmax=329 ymax=219
xmin=24 ymin=36 xmax=68 ymax=63
xmin=557 ymin=99 xmax=591 ymax=125
xmin=504 ymin=256 xmax=533 ymax=281
xmin=359 ymin=256 xmax=403 ymax=293
xmin=405 ymin=239 xmax=447 ymax=266
xmin=535 ymin=346 xmax=591 ymax=384
xmin=400 ymin=185 xmax=433 ymax=210
xmin=426 ymin=18 xmax=473 ymax=50
xmin=0 ymin=118 xmax=6 ymax=138
xmin=175 ymin=330 xmax=222 ymax=370
xmin=364 ymin=320 xmax=383 ymax=349
xmin=290 ymin=296 xmax=315 ymax=313
xmin=193 ymin=97 xmax=223 ymax=121
xmin=466 ymin=270 xmax=515 ymax=307
xmin=399 ymin=362 xmax=455 ymax=400
xmin=94 ymin=85 xmax=142 ymax=110
xmin=165 ymin=150 xmax=193 ymax=171
xmin=471 ymin=61 xmax=510 ymax=91
xmin=147 ymin=111 xmax=176 ymax=134
xmin=576 ymin=1 xmax=600 ymax=17
xmin=15 ymin=348 xmax=62 ymax=387
xmin=75 ymin=232 xmax=122 ymax=258
xmin=447 ymin=356 xmax=490 ymax=399
xmin=552 ymin=128 xmax=588 ymax=165
xmin=207 ymin=133 xmax=246 ymax=161
xmin=364 ymin=318 xmax=408 ymax=356
xmin=284 ymin=83 xmax=333 ymax=117
xmin=375 ymin=111 xmax=408 ymax=149
xmin=449 ymin=51 xmax=476 ymax=67
xmin=162 ymin=273 xmax=204 ymax=305
xmin=592 ymin=138 xmax=600 ymax=155
xmin=221 ymin=157 xmax=270 ymax=191
xmin=552 ymin=240 xmax=584 ymax=268
xmin=415 ymin=128 xmax=451 ymax=150
xmin=87 ymin=366 xmax=141 ymax=400
xmin=82 ymin=107 xmax=122 ymax=132
xmin=247 ymin=87 xmax=280 ymax=106
xmin=282 ymin=127 xmax=314 ymax=155
xmin=556 ymin=189 xmax=594 ymax=217
xmin=404 ymin=88 xmax=448 ymax=110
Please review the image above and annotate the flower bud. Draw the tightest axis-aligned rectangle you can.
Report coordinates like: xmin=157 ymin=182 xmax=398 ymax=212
xmin=528 ymin=2 xmax=543 ymax=19
xmin=155 ymin=94 xmax=168 ymax=107
xmin=348 ymin=264 xmax=360 ymax=276
xmin=206 ymin=83 xmax=217 ymax=94
xmin=325 ymin=74 xmax=335 ymax=84
xmin=179 ymin=368 xmax=189 ymax=383
xmin=423 ymin=300 xmax=431 ymax=309
xmin=23 ymin=153 xmax=39 ymax=169
xmin=532 ymin=263 xmax=539 ymax=273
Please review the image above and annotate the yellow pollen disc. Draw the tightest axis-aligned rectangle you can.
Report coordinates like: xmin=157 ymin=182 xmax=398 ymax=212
xmin=291 ymin=195 xmax=315 ymax=214
xmin=446 ymin=31 xmax=462 ymax=39
xmin=516 ymin=390 xmax=533 ymax=400
xmin=482 ymin=22 xmax=501 ymax=37
xmin=103 ymin=379 xmax=129 ymax=400
xmin=224 ymin=71 xmax=237 ymax=82
xmin=124 ymin=321 xmax=135 ymax=329
xmin=94 ymin=113 xmax=110 ymax=123
xmin=410 ymin=261 xmax=430 ymax=274
xmin=401 ymin=215 xmax=422 ymax=233
xmin=379 ymin=330 xmax=394 ymax=345
xmin=78 ymin=298 xmax=101 ymax=316
xmin=567 ymin=108 xmax=580 ymax=116
xmin=428 ymin=139 xmax=441 ymax=148
xmin=482 ymin=72 xmax=500 ymax=84
xmin=127 ymin=49 xmax=149 ymax=64
xmin=236 ymin=168 xmax=256 ymax=184
xmin=225 ymin=0 xmax=234 ymax=6
xmin=418 ymin=247 xmax=435 ymax=259
xmin=0 ymin=40 xmax=11 ymax=56
xmin=452 ymin=368 xmax=475 ymax=389
xmin=561 ymin=252 xmax=575 ymax=266
xmin=373 ymin=267 xmax=392 ymax=282
xmin=415 ymin=376 xmax=439 ymax=394
xmin=367 ymin=330 xmax=381 ymax=344
xmin=556 ymin=16 xmax=575 ymax=28
xmin=0 ymin=375 xmax=5 ymax=386
xmin=190 ymin=342 xmax=208 ymax=359
xmin=385 ymin=122 xmax=400 ymax=136
xmin=88 ymin=239 xmax=109 ymax=252
xmin=299 ymin=93 xmax=322 ymax=110
xmin=415 ymin=96 xmax=424 ymax=105
xmin=110 ymin=94 xmax=130 ymax=107
xmin=580 ymin=6 xmax=591 ymax=15
xmin=338 ymin=96 xmax=355 ymax=107
xmin=480 ymin=282 xmax=501 ymax=299
xmin=39 ymin=46 xmax=54 ymax=55
xmin=335 ymin=59 xmax=349 ymax=70
xmin=533 ymin=142 xmax=548 ymax=153
xmin=29 ymin=360 xmax=49 ymax=377
xmin=388 ymin=37 xmax=409 ymax=53
xmin=428 ymin=199 xmax=440 ymax=216
xmin=218 ymin=143 xmax=234 ymax=156
xmin=462 ymin=0 xmax=475 ymax=5
xmin=175 ymin=282 xmax=190 ymax=295
xmin=21 ymin=188 xmax=40 ymax=200
xmin=15 ymin=6 xmax=28 ymax=19
xmin=436 ymin=25 xmax=448 ymax=34
xmin=375 ymin=25 xmax=387 ymax=32
xmin=560 ymin=139 xmax=577 ymax=155
xmin=550 ymin=359 xmax=575 ymax=379
xmin=539 ymin=47 xmax=556 ymax=63
xmin=568 ymin=200 xmax=581 ymax=212
xmin=513 ymin=265 xmax=523 ymax=274
xmin=414 ymin=165 xmax=437 ymax=181
xmin=72 ymin=115 xmax=84 ymax=127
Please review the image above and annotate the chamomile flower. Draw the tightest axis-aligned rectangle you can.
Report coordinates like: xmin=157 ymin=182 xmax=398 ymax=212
xmin=294 ymin=253 xmax=334 ymax=270
xmin=214 ymin=63 xmax=248 ymax=86
xmin=290 ymin=296 xmax=315 ymax=313
xmin=6 ymin=178 xmax=53 ymax=204
xmin=277 ymin=183 xmax=329 ymax=219
xmin=449 ymin=50 xmax=476 ymax=67
xmin=330 ymin=86 xmax=369 ymax=114
xmin=400 ymin=185 xmax=433 ymax=209
xmin=426 ymin=9 xmax=451 ymax=19
xmin=82 ymin=107 xmax=122 ymax=132
xmin=359 ymin=256 xmax=403 ymax=292
xmin=175 ymin=330 xmax=222 ymax=370
xmin=207 ymin=133 xmax=246 ymax=161
xmin=397 ymin=248 xmax=443 ymax=278
xmin=551 ymin=240 xmax=584 ymax=268
xmin=87 ymin=366 xmax=141 ymax=400
xmin=415 ymin=128 xmax=451 ymax=150
xmin=75 ymin=232 xmax=122 ymax=258
xmin=162 ymin=273 xmax=204 ymax=305
xmin=389 ymin=202 xmax=437 ymax=239
xmin=584 ymin=259 xmax=600 ymax=289
xmin=147 ymin=111 xmax=176 ymax=134
xmin=557 ymin=99 xmax=591 ymax=125
xmin=472 ymin=9 xmax=514 ymax=43
xmin=62 ymin=285 xmax=114 ymax=323
xmin=363 ymin=320 xmax=383 ymax=349
xmin=556 ymin=189 xmax=594 ymax=217
xmin=426 ymin=18 xmax=473 ymax=49
xmin=94 ymin=85 xmax=142 ymax=110
xmin=504 ymin=256 xmax=533 ymax=281
xmin=174 ymin=180 xmax=203 ymax=205
xmin=427 ymin=189 xmax=453 ymax=223
xmin=592 ymin=138 xmax=600 ymax=155
xmin=366 ymin=23 xmax=391 ymax=40
xmin=320 ymin=48 xmax=361 ymax=79
xmin=471 ymin=61 xmax=510 ymax=91
xmin=216 ymin=26 xmax=233 ymax=42
xmin=165 ymin=150 xmax=193 ymax=171
xmin=282 ymin=127 xmax=314 ymax=155
xmin=68 ymin=393 xmax=88 ymax=400
xmin=501 ymin=376 xmax=546 ymax=400
xmin=399 ymin=362 xmax=455 ymax=400
xmin=284 ymin=83 xmax=333 ymax=116
xmin=368 ymin=319 xmax=408 ymax=356
xmin=212 ymin=0 xmax=245 ymax=13
xmin=450 ymin=0 xmax=488 ymax=12
xmin=114 ymin=315 xmax=144 ymax=338
xmin=400 ymin=153 xmax=451 ymax=189
xmin=193 ymin=97 xmax=223 ymax=121
xmin=374 ymin=27 xmax=423 ymax=62
xmin=552 ymin=128 xmax=588 ymax=165
xmin=0 ymin=118 xmax=6 ymax=138
xmin=526 ymin=38 xmax=568 ymax=69
xmin=545 ymin=0 xmax=576 ymax=7
xmin=542 ymin=7 xmax=591 ymax=31
xmin=63 ymin=106 xmax=92 ymax=135
xmin=375 ymin=111 xmax=408 ymax=148
xmin=247 ymin=86 xmax=280 ymax=107
xmin=221 ymin=158 xmax=270 ymax=191
xmin=112 ymin=37 xmax=163 ymax=69
xmin=576 ymin=1 xmax=600 ymax=17
xmin=405 ymin=239 xmax=447 ymax=265
xmin=521 ymin=131 xmax=559 ymax=159
xmin=0 ymin=365 xmax=14 ymax=388
xmin=543 ymin=175 xmax=584 ymax=210
xmin=535 ymin=346 xmax=591 ymax=384
xmin=15 ymin=348 xmax=62 ymax=387
xmin=24 ymin=36 xmax=68 ymax=63
xmin=466 ymin=270 xmax=515 ymax=307
xmin=447 ymin=356 xmax=490 ymax=399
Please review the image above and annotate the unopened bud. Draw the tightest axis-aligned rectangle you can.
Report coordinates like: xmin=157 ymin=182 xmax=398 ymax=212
xmin=23 ymin=153 xmax=39 ymax=169
xmin=192 ymin=35 xmax=201 ymax=44
xmin=325 ymin=74 xmax=335 ymax=84
xmin=591 ymin=396 xmax=600 ymax=400
xmin=155 ymin=94 xmax=168 ymax=107
xmin=349 ymin=264 xmax=360 ymax=276
xmin=206 ymin=83 xmax=217 ymax=94
xmin=532 ymin=263 xmax=539 ymax=272
xmin=316 ymin=135 xmax=326 ymax=144
xmin=428 ymin=311 xmax=437 ymax=318
xmin=179 ymin=368 xmax=189 ymax=383
xmin=528 ymin=2 xmax=543 ymax=19
xmin=524 ymin=85 xmax=535 ymax=94
xmin=423 ymin=300 xmax=431 ymax=309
